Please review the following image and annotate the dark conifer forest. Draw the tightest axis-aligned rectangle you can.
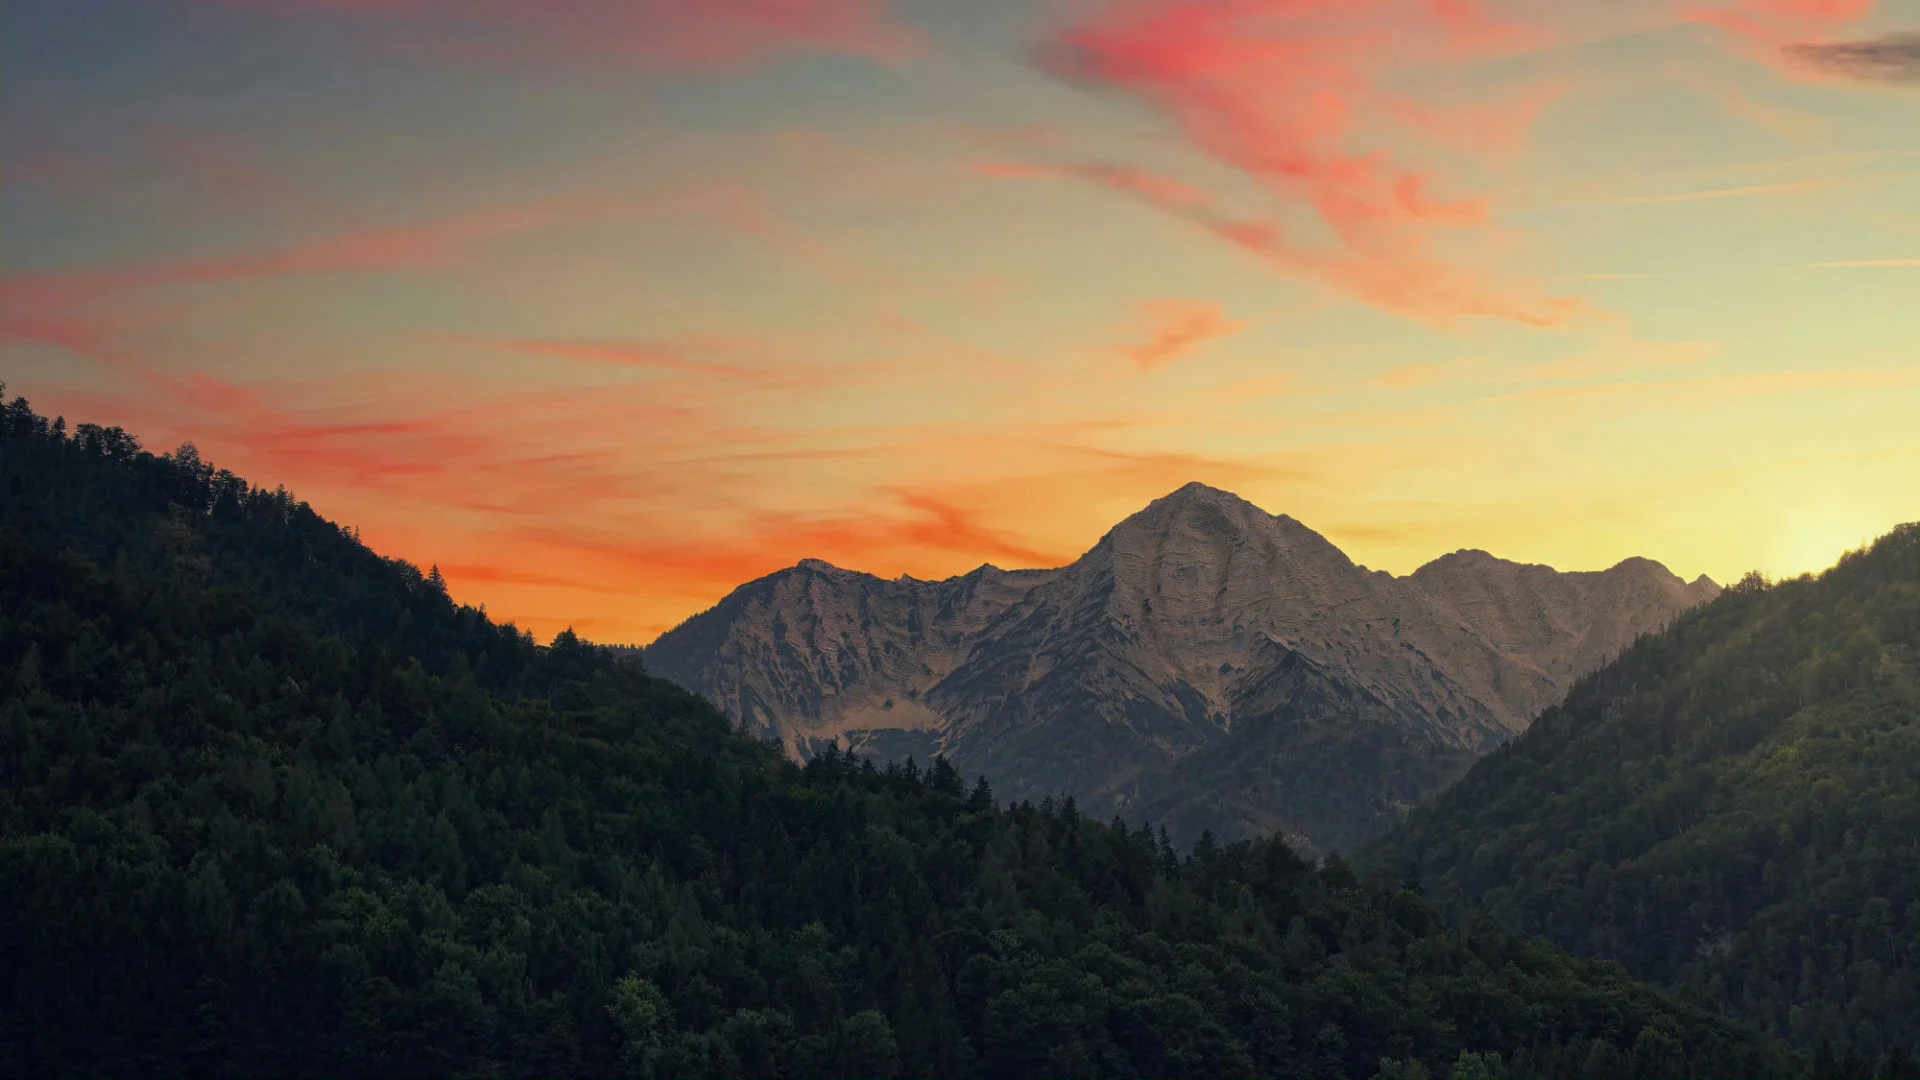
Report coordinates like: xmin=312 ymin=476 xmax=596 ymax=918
xmin=1374 ymin=519 xmax=1920 ymax=1075
xmin=0 ymin=383 xmax=1870 ymax=1078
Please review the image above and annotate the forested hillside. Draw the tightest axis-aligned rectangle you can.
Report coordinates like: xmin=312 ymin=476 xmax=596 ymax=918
xmin=1374 ymin=522 xmax=1920 ymax=1070
xmin=0 ymin=385 xmax=1805 ymax=1078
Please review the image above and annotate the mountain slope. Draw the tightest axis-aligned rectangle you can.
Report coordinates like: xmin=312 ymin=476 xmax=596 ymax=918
xmin=0 ymin=387 xmax=1804 ymax=1078
xmin=1370 ymin=523 xmax=1920 ymax=1061
xmin=647 ymin=557 xmax=1057 ymax=759
xmin=651 ymin=482 xmax=1717 ymax=852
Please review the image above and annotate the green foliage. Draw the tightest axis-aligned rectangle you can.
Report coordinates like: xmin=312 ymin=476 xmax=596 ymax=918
xmin=0 ymin=387 xmax=1799 ymax=1077
xmin=1374 ymin=523 xmax=1920 ymax=1071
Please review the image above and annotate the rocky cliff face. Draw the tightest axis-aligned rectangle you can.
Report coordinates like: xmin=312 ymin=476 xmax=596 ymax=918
xmin=647 ymin=483 xmax=1718 ymax=853
xmin=645 ymin=557 xmax=1057 ymax=757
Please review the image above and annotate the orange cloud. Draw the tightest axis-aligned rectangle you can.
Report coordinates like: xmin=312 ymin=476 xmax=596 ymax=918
xmin=9 ymin=321 xmax=1425 ymax=645
xmin=438 ymin=563 xmax=608 ymax=592
xmin=460 ymin=443 xmax=1311 ymax=624
xmin=890 ymin=492 xmax=1066 ymax=567
xmin=502 ymin=492 xmax=1074 ymax=598
xmin=1033 ymin=0 xmax=1580 ymax=327
xmin=1044 ymin=444 xmax=1311 ymax=493
xmin=6 ymin=312 xmax=780 ymax=526
xmin=1116 ymin=299 xmax=1246 ymax=371
xmin=8 ymin=301 xmax=1133 ymax=641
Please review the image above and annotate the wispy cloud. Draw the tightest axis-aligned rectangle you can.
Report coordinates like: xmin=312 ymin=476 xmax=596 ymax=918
xmin=1366 ymin=340 xmax=1716 ymax=392
xmin=472 ymin=334 xmax=868 ymax=391
xmin=1622 ymin=178 xmax=1837 ymax=203
xmin=1784 ymin=33 xmax=1920 ymax=84
xmin=0 ymin=202 xmax=570 ymax=315
xmin=1028 ymin=0 xmax=1580 ymax=328
xmin=984 ymin=157 xmax=1585 ymax=328
xmin=1116 ymin=299 xmax=1245 ymax=371
xmin=495 ymin=338 xmax=776 ymax=381
xmin=1503 ymin=340 xmax=1719 ymax=384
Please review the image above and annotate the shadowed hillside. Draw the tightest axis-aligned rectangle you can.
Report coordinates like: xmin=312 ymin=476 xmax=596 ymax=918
xmin=1374 ymin=522 xmax=1920 ymax=1068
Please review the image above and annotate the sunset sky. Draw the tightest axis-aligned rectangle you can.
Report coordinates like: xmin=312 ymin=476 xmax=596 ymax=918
xmin=4 ymin=0 xmax=1918 ymax=643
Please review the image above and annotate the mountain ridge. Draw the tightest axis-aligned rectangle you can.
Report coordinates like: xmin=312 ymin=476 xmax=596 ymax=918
xmin=648 ymin=482 xmax=1718 ymax=852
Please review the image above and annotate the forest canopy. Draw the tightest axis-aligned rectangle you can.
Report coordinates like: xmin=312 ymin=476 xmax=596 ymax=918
xmin=1372 ymin=516 xmax=1920 ymax=1071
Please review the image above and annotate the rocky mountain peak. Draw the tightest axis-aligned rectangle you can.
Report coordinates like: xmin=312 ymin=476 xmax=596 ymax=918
xmin=1147 ymin=480 xmax=1260 ymax=512
xmin=648 ymin=485 xmax=1721 ymax=853
xmin=1602 ymin=555 xmax=1677 ymax=579
xmin=1096 ymin=483 xmax=1352 ymax=576
xmin=1421 ymin=548 xmax=1505 ymax=569
xmin=1117 ymin=482 xmax=1298 ymax=536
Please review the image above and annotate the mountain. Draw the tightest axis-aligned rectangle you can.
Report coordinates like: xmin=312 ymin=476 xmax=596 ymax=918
xmin=649 ymin=482 xmax=1718 ymax=853
xmin=0 ymin=387 xmax=1810 ymax=1078
xmin=1369 ymin=523 xmax=1920 ymax=1062
xmin=645 ymin=556 xmax=1059 ymax=761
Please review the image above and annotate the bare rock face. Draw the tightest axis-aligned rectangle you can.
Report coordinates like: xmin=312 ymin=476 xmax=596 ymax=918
xmin=646 ymin=483 xmax=1718 ymax=853
xmin=645 ymin=558 xmax=1056 ymax=758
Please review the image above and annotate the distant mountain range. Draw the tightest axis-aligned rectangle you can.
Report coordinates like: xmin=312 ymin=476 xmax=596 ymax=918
xmin=647 ymin=483 xmax=1719 ymax=852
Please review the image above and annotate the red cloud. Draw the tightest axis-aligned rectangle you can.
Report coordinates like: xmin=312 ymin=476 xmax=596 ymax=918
xmin=985 ymin=157 xmax=1583 ymax=328
xmin=1118 ymin=299 xmax=1246 ymax=371
xmin=214 ymin=0 xmax=916 ymax=71
xmin=1033 ymin=0 xmax=1579 ymax=327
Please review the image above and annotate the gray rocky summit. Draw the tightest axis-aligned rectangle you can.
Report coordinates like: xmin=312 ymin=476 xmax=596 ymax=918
xmin=647 ymin=483 xmax=1718 ymax=853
